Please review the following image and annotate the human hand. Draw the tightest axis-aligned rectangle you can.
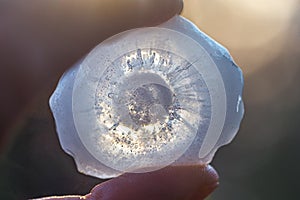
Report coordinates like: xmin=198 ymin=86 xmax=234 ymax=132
xmin=0 ymin=1 xmax=219 ymax=199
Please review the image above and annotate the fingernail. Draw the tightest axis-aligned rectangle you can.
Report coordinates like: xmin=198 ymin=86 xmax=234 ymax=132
xmin=188 ymin=165 xmax=219 ymax=200
xmin=178 ymin=0 xmax=184 ymax=14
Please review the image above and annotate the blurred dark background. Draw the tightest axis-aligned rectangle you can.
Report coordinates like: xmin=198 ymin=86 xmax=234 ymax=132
xmin=1 ymin=0 xmax=300 ymax=199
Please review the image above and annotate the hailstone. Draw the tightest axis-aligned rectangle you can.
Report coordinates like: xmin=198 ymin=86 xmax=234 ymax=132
xmin=49 ymin=15 xmax=244 ymax=179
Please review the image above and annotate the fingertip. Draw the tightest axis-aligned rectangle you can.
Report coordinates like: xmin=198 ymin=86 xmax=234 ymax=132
xmin=199 ymin=164 xmax=220 ymax=187
xmin=178 ymin=0 xmax=184 ymax=14
xmin=87 ymin=165 xmax=219 ymax=200
xmin=131 ymin=0 xmax=184 ymax=26
xmin=186 ymin=165 xmax=219 ymax=200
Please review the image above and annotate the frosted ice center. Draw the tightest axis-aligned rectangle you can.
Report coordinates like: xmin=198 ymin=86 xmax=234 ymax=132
xmin=81 ymin=49 xmax=211 ymax=172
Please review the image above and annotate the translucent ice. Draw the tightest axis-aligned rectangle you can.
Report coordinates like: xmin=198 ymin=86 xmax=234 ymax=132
xmin=49 ymin=15 xmax=244 ymax=179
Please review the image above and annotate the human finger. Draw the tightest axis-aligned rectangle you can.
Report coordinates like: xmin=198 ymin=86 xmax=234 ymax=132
xmin=37 ymin=165 xmax=219 ymax=200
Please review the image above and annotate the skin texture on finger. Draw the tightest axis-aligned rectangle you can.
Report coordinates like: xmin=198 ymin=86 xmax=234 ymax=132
xmin=0 ymin=0 xmax=183 ymax=149
xmin=35 ymin=165 xmax=219 ymax=200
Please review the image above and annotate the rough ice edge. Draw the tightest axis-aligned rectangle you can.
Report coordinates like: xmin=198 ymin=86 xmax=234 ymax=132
xmin=49 ymin=60 xmax=122 ymax=179
xmin=159 ymin=15 xmax=244 ymax=162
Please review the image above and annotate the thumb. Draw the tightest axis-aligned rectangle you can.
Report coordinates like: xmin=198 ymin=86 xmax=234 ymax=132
xmin=87 ymin=165 xmax=219 ymax=200
xmin=35 ymin=165 xmax=219 ymax=200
